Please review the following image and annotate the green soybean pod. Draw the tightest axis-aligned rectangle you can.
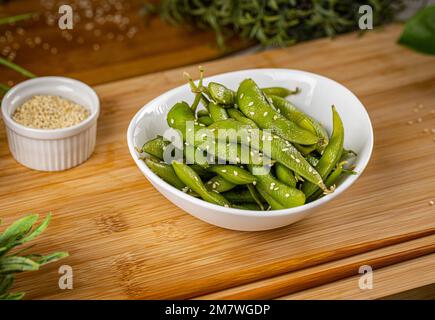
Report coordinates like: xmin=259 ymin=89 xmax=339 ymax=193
xmin=222 ymin=188 xmax=258 ymax=203
xmin=208 ymin=82 xmax=235 ymax=106
xmin=227 ymin=108 xmax=259 ymax=128
xmin=197 ymin=109 xmax=210 ymax=117
xmin=142 ymin=136 xmax=169 ymax=160
xmin=190 ymin=164 xmax=214 ymax=180
xmin=232 ymin=203 xmax=262 ymax=210
xmin=261 ymin=87 xmax=300 ymax=97
xmin=302 ymin=106 xmax=344 ymax=197
xmin=209 ymin=101 xmax=229 ymax=122
xmin=208 ymin=165 xmax=257 ymax=185
xmin=255 ymin=187 xmax=285 ymax=210
xmin=172 ymin=161 xmax=230 ymax=207
xmin=205 ymin=175 xmax=236 ymax=193
xmin=198 ymin=115 xmax=214 ymax=126
xmin=275 ymin=163 xmax=297 ymax=188
xmin=237 ymin=79 xmax=318 ymax=145
xmin=269 ymin=95 xmax=329 ymax=150
xmin=144 ymin=158 xmax=185 ymax=190
xmin=249 ymin=165 xmax=306 ymax=208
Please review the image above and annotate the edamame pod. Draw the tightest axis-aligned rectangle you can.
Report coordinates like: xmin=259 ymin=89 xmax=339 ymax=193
xmin=237 ymin=79 xmax=318 ymax=145
xmin=208 ymin=165 xmax=257 ymax=185
xmin=209 ymin=101 xmax=229 ymax=122
xmin=227 ymin=108 xmax=259 ymax=128
xmin=249 ymin=165 xmax=306 ymax=208
xmin=275 ymin=163 xmax=297 ymax=188
xmin=205 ymin=175 xmax=236 ymax=193
xmin=223 ymin=188 xmax=258 ymax=203
xmin=208 ymin=82 xmax=235 ymax=106
xmin=198 ymin=116 xmax=214 ymax=126
xmin=142 ymin=136 xmax=169 ymax=160
xmin=172 ymin=161 xmax=230 ymax=207
xmin=302 ymin=106 xmax=344 ymax=197
xmin=269 ymin=95 xmax=329 ymax=150
xmin=144 ymin=158 xmax=185 ymax=189
xmin=261 ymin=87 xmax=300 ymax=97
xmin=255 ymin=187 xmax=285 ymax=210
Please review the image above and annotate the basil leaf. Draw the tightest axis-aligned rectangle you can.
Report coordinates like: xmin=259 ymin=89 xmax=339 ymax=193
xmin=398 ymin=5 xmax=435 ymax=55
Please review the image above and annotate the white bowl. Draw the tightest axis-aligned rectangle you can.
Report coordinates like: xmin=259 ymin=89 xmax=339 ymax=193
xmin=127 ymin=69 xmax=373 ymax=231
xmin=1 ymin=77 xmax=100 ymax=171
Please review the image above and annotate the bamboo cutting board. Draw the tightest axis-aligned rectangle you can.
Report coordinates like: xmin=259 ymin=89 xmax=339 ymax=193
xmin=1 ymin=24 xmax=435 ymax=300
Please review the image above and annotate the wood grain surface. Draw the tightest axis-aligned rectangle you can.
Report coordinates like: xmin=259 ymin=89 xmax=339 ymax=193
xmin=1 ymin=24 xmax=435 ymax=299
xmin=0 ymin=0 xmax=249 ymax=86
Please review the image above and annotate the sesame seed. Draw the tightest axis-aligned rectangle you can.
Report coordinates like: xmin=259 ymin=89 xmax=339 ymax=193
xmin=282 ymin=148 xmax=289 ymax=152
xmin=431 ymin=128 xmax=435 ymax=134
xmin=12 ymin=95 xmax=89 ymax=129
xmin=250 ymin=111 xmax=255 ymax=115
xmin=429 ymin=200 xmax=434 ymax=206
xmin=273 ymin=115 xmax=278 ymax=120
xmin=417 ymin=117 xmax=422 ymax=123
xmin=221 ymin=169 xmax=227 ymax=173
xmin=263 ymin=112 xmax=268 ymax=117
xmin=240 ymin=93 xmax=244 ymax=99
xmin=414 ymin=108 xmax=419 ymax=112
xmin=423 ymin=128 xmax=429 ymax=133
xmin=274 ymin=187 xmax=279 ymax=191
xmin=233 ymin=171 xmax=238 ymax=176
xmin=252 ymin=181 xmax=257 ymax=185
xmin=248 ymin=102 xmax=254 ymax=107
xmin=418 ymin=104 xmax=424 ymax=109
xmin=170 ymin=118 xmax=174 ymax=124
xmin=224 ymin=204 xmax=229 ymax=208
xmin=408 ymin=120 xmax=413 ymax=125
xmin=296 ymin=159 xmax=301 ymax=163
xmin=285 ymin=193 xmax=289 ymax=198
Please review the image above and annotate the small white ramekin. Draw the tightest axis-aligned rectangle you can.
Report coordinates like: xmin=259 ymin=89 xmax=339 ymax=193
xmin=1 ymin=77 xmax=100 ymax=171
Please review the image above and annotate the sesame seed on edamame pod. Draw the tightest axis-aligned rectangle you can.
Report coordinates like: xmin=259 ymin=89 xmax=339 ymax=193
xmin=208 ymin=165 xmax=257 ymax=185
xmin=302 ymin=105 xmax=344 ymax=198
xmin=269 ymin=95 xmax=329 ymax=151
xmin=209 ymin=101 xmax=229 ymax=122
xmin=237 ymin=79 xmax=319 ymax=145
xmin=248 ymin=165 xmax=306 ymax=208
xmin=208 ymin=82 xmax=235 ymax=106
xmin=205 ymin=175 xmax=236 ymax=193
xmin=172 ymin=161 xmax=230 ymax=207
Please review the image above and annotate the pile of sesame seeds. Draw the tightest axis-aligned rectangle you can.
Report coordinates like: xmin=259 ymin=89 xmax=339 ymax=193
xmin=12 ymin=95 xmax=90 ymax=129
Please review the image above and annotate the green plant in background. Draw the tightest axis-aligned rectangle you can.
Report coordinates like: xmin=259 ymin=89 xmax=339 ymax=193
xmin=0 ymin=214 xmax=68 ymax=300
xmin=0 ymin=13 xmax=35 ymax=96
xmin=398 ymin=5 xmax=435 ymax=55
xmin=151 ymin=0 xmax=405 ymax=48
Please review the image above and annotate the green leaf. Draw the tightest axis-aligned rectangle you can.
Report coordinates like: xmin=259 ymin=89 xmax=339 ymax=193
xmin=19 ymin=213 xmax=51 ymax=244
xmin=0 ymin=275 xmax=14 ymax=295
xmin=0 ymin=214 xmax=39 ymax=248
xmin=0 ymin=256 xmax=39 ymax=274
xmin=398 ymin=5 xmax=435 ymax=55
xmin=0 ymin=57 xmax=36 ymax=78
xmin=0 ymin=13 xmax=33 ymax=26
xmin=29 ymin=251 xmax=69 ymax=266
xmin=0 ymin=292 xmax=25 ymax=300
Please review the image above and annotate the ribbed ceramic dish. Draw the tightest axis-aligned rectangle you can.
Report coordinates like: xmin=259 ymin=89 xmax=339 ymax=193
xmin=1 ymin=77 xmax=100 ymax=171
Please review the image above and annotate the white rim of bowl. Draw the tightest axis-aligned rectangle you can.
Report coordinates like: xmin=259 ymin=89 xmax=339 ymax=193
xmin=127 ymin=68 xmax=374 ymax=218
xmin=1 ymin=76 xmax=100 ymax=140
